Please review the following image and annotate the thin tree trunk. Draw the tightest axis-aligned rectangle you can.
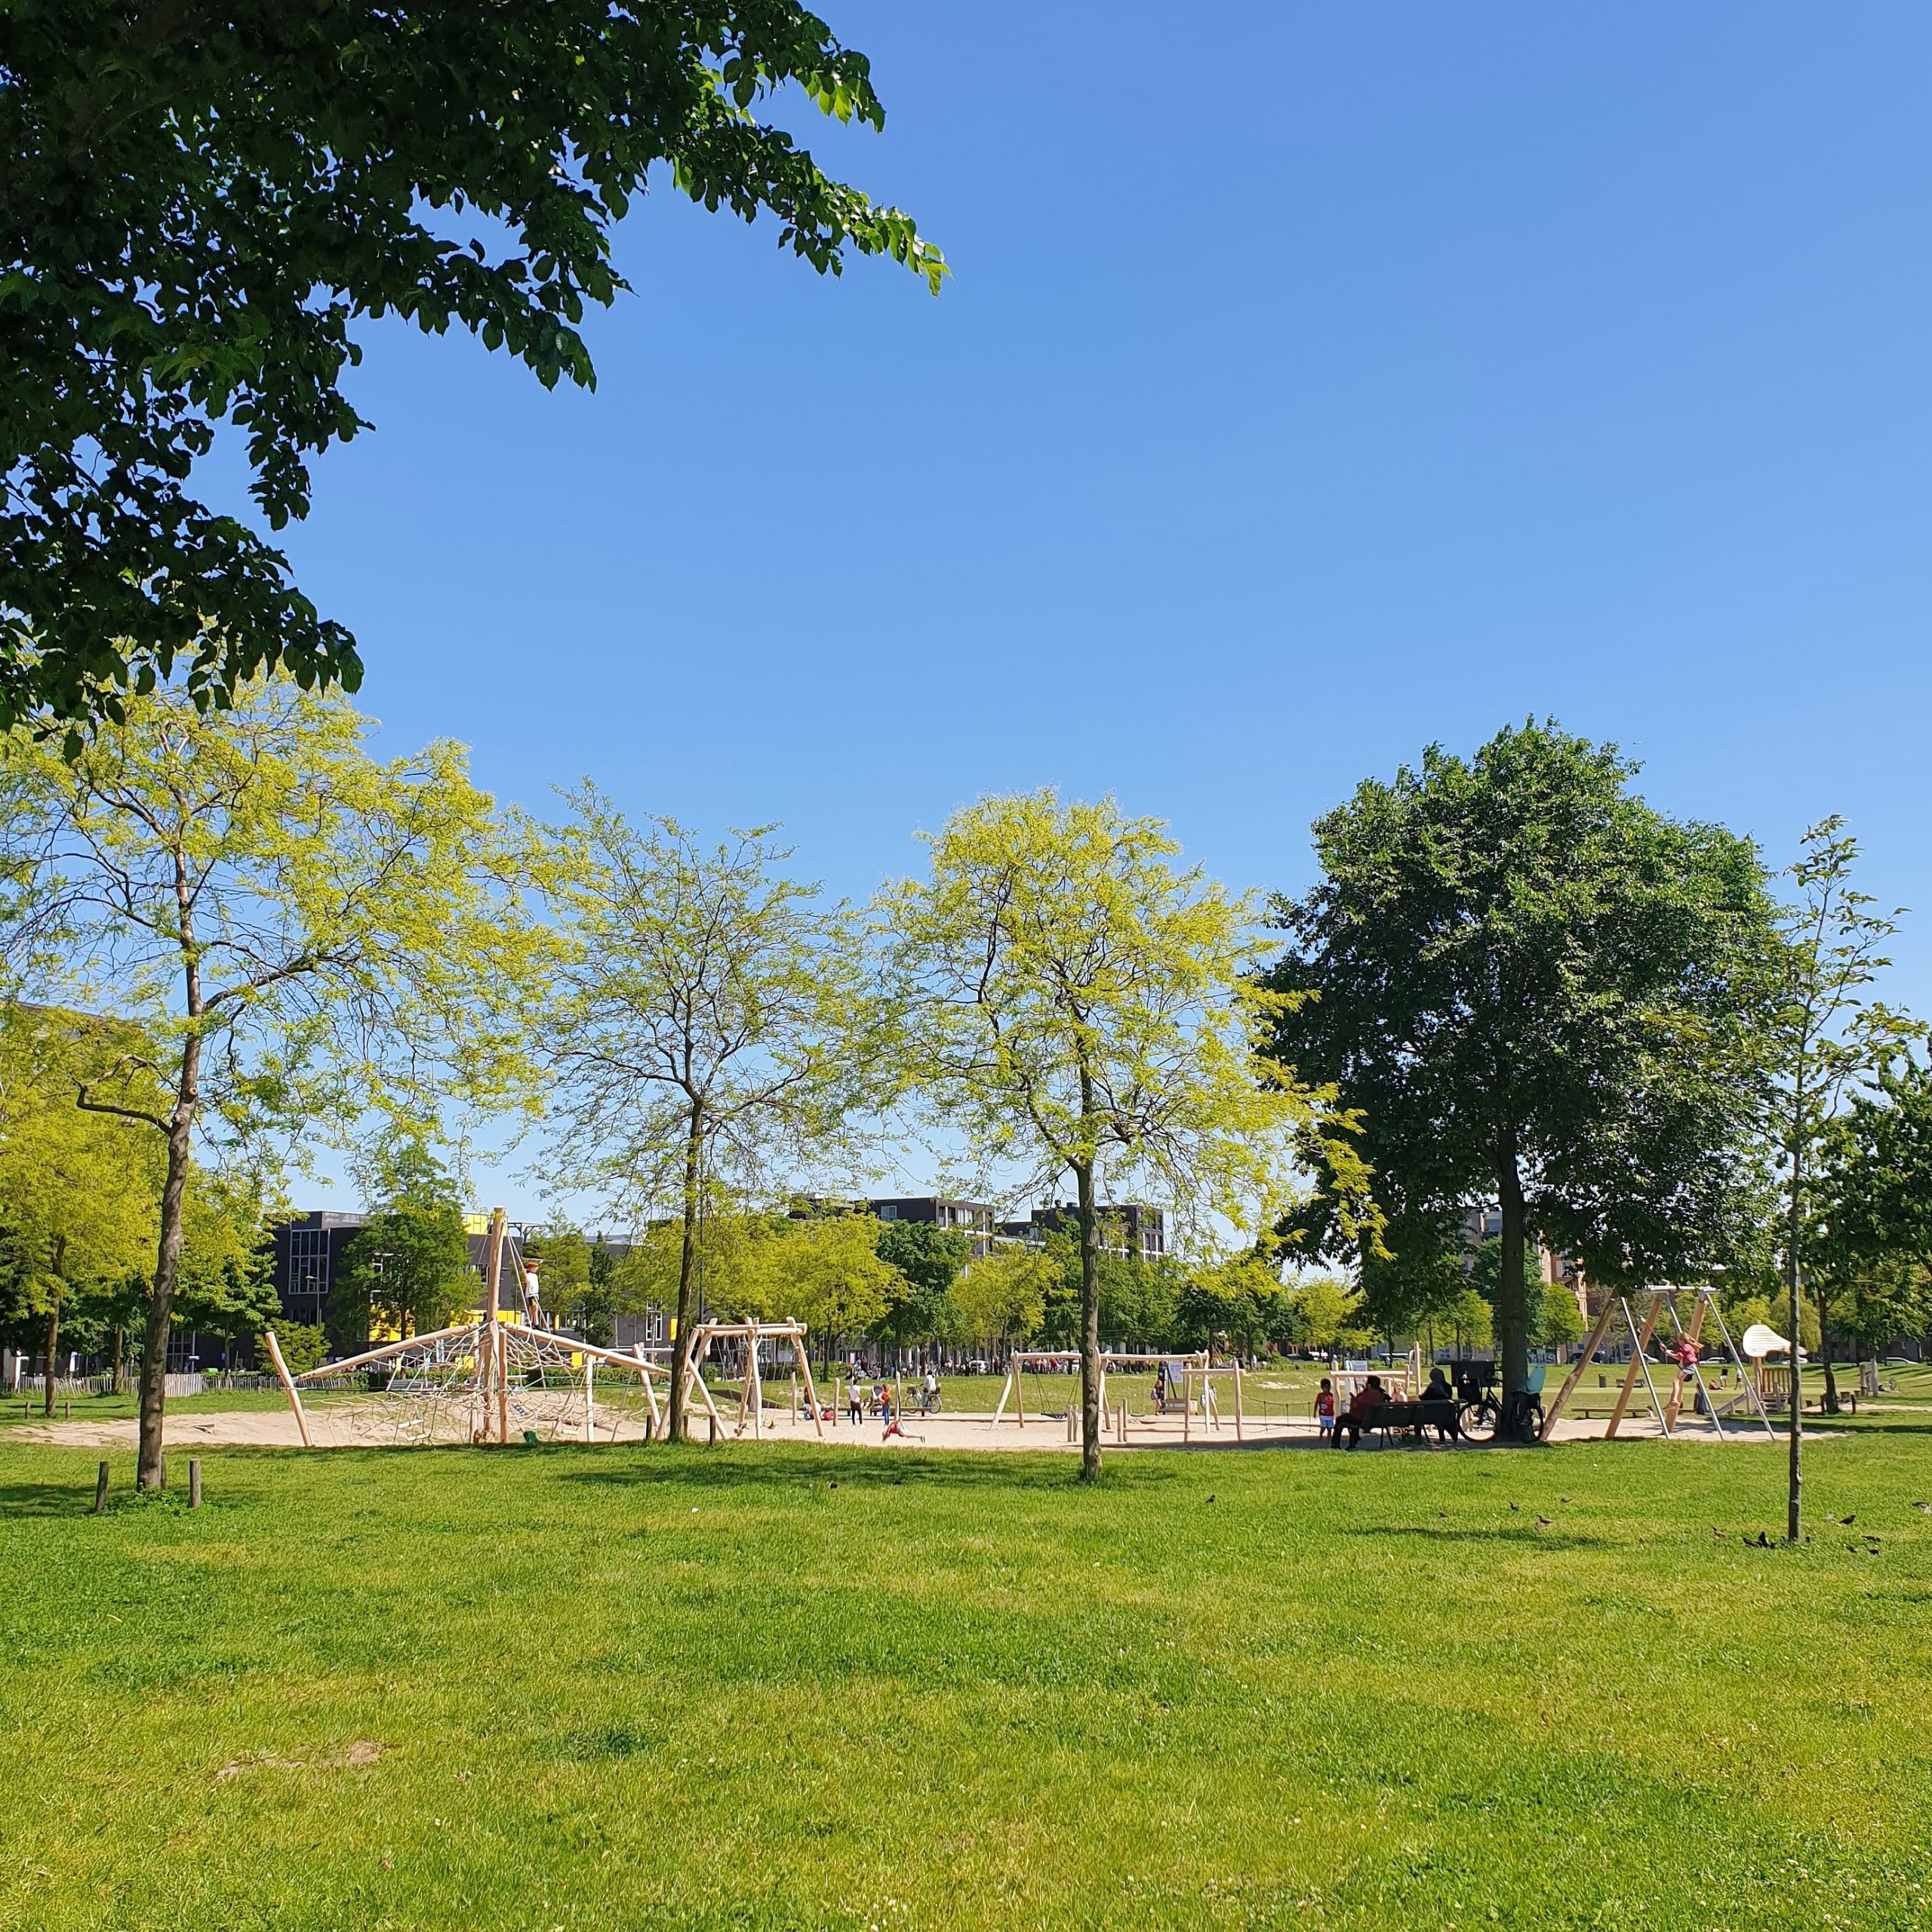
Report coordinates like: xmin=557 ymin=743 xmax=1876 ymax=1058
xmin=139 ymin=1043 xmax=198 ymax=1490
xmin=1786 ymin=1130 xmax=1804 ymax=1543
xmin=667 ymin=1109 xmax=702 ymax=1444
xmin=42 ymin=1301 xmax=58 ymax=1418
xmin=1075 ymin=1157 xmax=1101 ymax=1481
xmin=1817 ymin=1287 xmax=1839 ymax=1415
xmin=1496 ymin=1135 xmax=1531 ymax=1429
xmin=110 ymin=1325 xmax=123 ymax=1396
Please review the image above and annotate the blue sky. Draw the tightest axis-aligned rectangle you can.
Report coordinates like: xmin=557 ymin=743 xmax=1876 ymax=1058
xmin=266 ymin=3 xmax=1931 ymax=1211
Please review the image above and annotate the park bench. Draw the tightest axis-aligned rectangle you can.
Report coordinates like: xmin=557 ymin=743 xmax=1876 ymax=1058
xmin=1355 ymin=1398 xmax=1459 ymax=1445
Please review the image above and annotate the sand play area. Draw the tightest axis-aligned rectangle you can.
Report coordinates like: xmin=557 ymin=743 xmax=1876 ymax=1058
xmin=16 ymin=1400 xmax=1777 ymax=1454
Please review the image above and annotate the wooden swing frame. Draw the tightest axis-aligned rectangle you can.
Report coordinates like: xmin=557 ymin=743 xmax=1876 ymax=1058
xmin=676 ymin=1317 xmax=826 ymax=1441
xmin=987 ymin=1349 xmax=1246 ymax=1443
xmin=1539 ymin=1284 xmax=1774 ymax=1442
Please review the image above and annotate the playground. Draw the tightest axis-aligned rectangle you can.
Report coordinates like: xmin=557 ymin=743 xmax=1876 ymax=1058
xmin=2 ymin=1398 xmax=1930 ymax=1932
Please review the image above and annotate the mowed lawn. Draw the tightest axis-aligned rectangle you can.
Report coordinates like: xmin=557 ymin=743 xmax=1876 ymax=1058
xmin=2 ymin=1411 xmax=1930 ymax=1931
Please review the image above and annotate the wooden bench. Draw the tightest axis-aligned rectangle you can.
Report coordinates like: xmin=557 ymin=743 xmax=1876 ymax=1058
xmin=1351 ymin=1398 xmax=1459 ymax=1445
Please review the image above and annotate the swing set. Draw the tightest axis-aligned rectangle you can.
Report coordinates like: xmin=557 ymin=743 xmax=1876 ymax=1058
xmin=987 ymin=1349 xmax=1249 ymax=1443
xmin=1538 ymin=1284 xmax=1776 ymax=1441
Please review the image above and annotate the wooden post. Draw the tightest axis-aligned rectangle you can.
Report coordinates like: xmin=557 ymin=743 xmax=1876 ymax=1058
xmin=835 ymin=1374 xmax=843 ymax=1425
xmin=484 ymin=1208 xmax=508 ymax=1445
xmin=791 ymin=1372 xmax=798 ymax=1423
xmin=263 ymin=1330 xmax=313 ymax=1450
xmin=1663 ymin=1292 xmax=1709 ymax=1433
xmin=794 ymin=1332 xmax=826 ymax=1440
xmin=93 ymin=1461 xmax=109 ymax=1513
xmin=990 ymin=1362 xmax=1015 ymax=1428
xmin=749 ymin=1324 xmax=764 ymax=1441
xmin=583 ymin=1358 xmax=595 ymax=1444
xmin=188 ymin=1459 xmax=202 ymax=1510
xmin=1234 ymin=1361 xmax=1244 ymax=1442
xmin=1607 ymin=1296 xmax=1663 ymax=1439
xmin=1183 ymin=1371 xmax=1192 ymax=1443
xmin=1540 ymin=1294 xmax=1619 ymax=1441
xmin=1014 ymin=1358 xmax=1026 ymax=1429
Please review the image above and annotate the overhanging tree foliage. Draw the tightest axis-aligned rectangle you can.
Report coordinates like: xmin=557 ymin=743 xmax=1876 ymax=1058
xmin=0 ymin=1 xmax=944 ymax=735
xmin=1265 ymin=722 xmax=1778 ymax=1432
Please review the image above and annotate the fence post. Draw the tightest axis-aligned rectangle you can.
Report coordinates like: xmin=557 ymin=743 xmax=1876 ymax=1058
xmin=93 ymin=1462 xmax=109 ymax=1513
xmin=189 ymin=1460 xmax=202 ymax=1510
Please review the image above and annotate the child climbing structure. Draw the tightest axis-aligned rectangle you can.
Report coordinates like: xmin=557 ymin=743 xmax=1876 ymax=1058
xmin=264 ymin=1208 xmax=669 ymax=1447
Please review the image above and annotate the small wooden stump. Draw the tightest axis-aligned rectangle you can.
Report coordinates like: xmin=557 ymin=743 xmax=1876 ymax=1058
xmin=93 ymin=1462 xmax=109 ymax=1514
xmin=189 ymin=1459 xmax=202 ymax=1510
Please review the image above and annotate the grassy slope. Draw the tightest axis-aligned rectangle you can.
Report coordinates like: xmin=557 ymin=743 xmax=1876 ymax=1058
xmin=2 ymin=1411 xmax=1930 ymax=1930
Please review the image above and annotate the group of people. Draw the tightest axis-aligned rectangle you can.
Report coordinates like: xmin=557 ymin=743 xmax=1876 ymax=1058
xmin=839 ymin=1361 xmax=940 ymax=1438
xmin=1314 ymin=1365 xmax=1460 ymax=1448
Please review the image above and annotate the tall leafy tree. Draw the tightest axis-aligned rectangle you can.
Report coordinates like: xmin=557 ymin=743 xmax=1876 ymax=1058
xmin=540 ymin=795 xmax=881 ymax=1441
xmin=1761 ymin=821 xmax=1922 ymax=1534
xmin=0 ymin=1009 xmax=155 ymax=1409
xmin=873 ymin=1219 xmax=970 ymax=1351
xmin=1266 ymin=723 xmax=1777 ymax=1434
xmin=886 ymin=789 xmax=1371 ymax=1481
xmin=332 ymin=1140 xmax=472 ymax=1344
xmin=0 ymin=679 xmax=546 ymax=1486
xmin=1820 ymin=1053 xmax=1932 ymax=1355
xmin=0 ymin=2 xmax=943 ymax=735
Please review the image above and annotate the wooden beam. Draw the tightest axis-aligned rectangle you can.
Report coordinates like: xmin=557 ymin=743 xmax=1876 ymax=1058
xmin=293 ymin=1321 xmax=475 ymax=1381
xmin=263 ymin=1330 xmax=313 ymax=1449
xmin=1539 ymin=1294 xmax=1620 ymax=1441
xmin=1606 ymin=1296 xmax=1663 ymax=1438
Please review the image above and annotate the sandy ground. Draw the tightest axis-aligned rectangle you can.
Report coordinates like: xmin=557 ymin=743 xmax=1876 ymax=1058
xmin=13 ymin=1404 xmax=1783 ymax=1453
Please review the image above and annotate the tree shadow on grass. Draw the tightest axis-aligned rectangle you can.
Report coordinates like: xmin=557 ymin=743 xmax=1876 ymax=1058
xmin=555 ymin=1447 xmax=1183 ymax=1496
xmin=1339 ymin=1522 xmax=1603 ymax=1553
xmin=0 ymin=1479 xmax=109 ymax=1516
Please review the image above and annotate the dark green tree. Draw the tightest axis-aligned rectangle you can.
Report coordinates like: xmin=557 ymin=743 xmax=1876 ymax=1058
xmin=872 ymin=1220 xmax=970 ymax=1351
xmin=1265 ymin=721 xmax=1777 ymax=1430
xmin=0 ymin=2 xmax=943 ymax=736
xmin=1817 ymin=1052 xmax=1932 ymax=1364
xmin=331 ymin=1142 xmax=471 ymax=1346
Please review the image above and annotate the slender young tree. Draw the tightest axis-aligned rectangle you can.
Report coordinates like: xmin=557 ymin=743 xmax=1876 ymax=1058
xmin=540 ymin=793 xmax=880 ymax=1442
xmin=1266 ymin=724 xmax=1778 ymax=1435
xmin=886 ymin=789 xmax=1371 ymax=1481
xmin=1761 ymin=820 xmax=1921 ymax=1540
xmin=0 ymin=680 xmax=546 ymax=1487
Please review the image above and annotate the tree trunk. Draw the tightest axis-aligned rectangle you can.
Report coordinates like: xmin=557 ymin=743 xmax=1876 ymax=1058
xmin=42 ymin=1301 xmax=59 ymax=1418
xmin=110 ymin=1326 xmax=123 ymax=1396
xmin=1495 ymin=1136 xmax=1531 ymax=1427
xmin=1785 ymin=1135 xmax=1804 ymax=1543
xmin=1075 ymin=1158 xmax=1101 ymax=1481
xmin=1817 ymin=1287 xmax=1839 ymax=1415
xmin=667 ymin=1109 xmax=703 ymax=1444
xmin=138 ymin=1036 xmax=200 ymax=1491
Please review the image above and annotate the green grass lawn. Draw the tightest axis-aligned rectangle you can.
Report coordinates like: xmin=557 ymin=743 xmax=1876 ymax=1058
xmin=3 ymin=1401 xmax=1930 ymax=1929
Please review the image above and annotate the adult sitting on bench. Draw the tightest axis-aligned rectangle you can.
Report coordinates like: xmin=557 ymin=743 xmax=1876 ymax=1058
xmin=1331 ymin=1374 xmax=1390 ymax=1448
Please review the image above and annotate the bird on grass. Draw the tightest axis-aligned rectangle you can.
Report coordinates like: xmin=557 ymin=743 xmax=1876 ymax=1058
xmin=1537 ymin=1514 xmax=1552 ymax=1526
xmin=1843 ymin=1513 xmax=1857 ymax=1526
